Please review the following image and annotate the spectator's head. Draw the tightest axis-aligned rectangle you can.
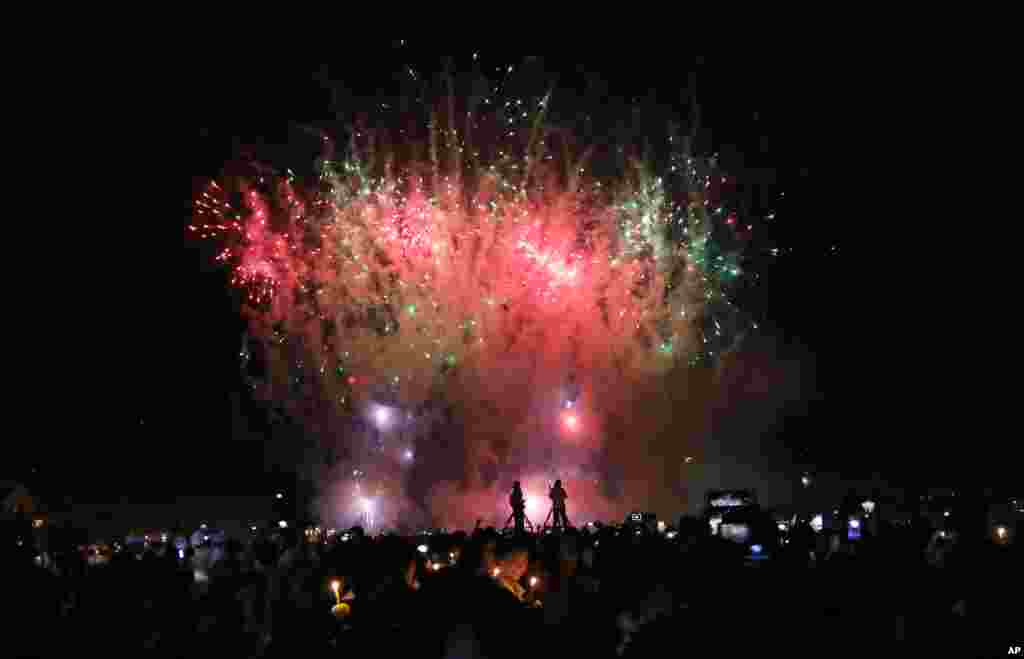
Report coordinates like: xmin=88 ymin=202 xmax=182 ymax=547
xmin=367 ymin=538 xmax=420 ymax=597
xmin=496 ymin=539 xmax=530 ymax=580
xmin=482 ymin=537 xmax=500 ymax=572
xmin=558 ymin=534 xmax=579 ymax=575
xmin=458 ymin=536 xmax=493 ymax=576
xmin=581 ymin=545 xmax=595 ymax=570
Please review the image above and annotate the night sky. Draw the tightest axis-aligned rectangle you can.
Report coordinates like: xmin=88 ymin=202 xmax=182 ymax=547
xmin=16 ymin=55 xmax=995 ymax=522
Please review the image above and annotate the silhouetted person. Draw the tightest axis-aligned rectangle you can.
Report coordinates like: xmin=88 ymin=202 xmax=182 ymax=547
xmin=509 ymin=482 xmax=526 ymax=534
xmin=550 ymin=480 xmax=569 ymax=529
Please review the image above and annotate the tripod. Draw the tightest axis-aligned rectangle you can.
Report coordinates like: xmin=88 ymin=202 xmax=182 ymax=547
xmin=542 ymin=504 xmax=570 ymax=531
xmin=504 ymin=509 xmax=534 ymax=534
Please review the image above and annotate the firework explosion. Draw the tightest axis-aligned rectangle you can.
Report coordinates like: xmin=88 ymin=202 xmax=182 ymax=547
xmin=191 ymin=70 xmax=763 ymax=529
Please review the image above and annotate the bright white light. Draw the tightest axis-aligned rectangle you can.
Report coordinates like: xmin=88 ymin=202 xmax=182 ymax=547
xmin=251 ymin=526 xmax=257 ymax=532
xmin=849 ymin=519 xmax=861 ymax=529
xmin=417 ymin=544 xmax=428 ymax=554
xmin=801 ymin=475 xmax=811 ymax=487
xmin=178 ymin=549 xmax=184 ymax=559
xmin=777 ymin=523 xmax=787 ymax=531
xmin=720 ymin=523 xmax=750 ymax=543
xmin=361 ymin=498 xmax=374 ymax=513
xmin=810 ymin=515 xmax=824 ymax=532
xmin=563 ymin=413 xmax=579 ymax=431
xmin=374 ymin=406 xmax=391 ymax=427
xmin=666 ymin=531 xmax=678 ymax=539
xmin=684 ymin=456 xmax=694 ymax=464
xmin=331 ymin=580 xmax=341 ymax=592
xmin=944 ymin=510 xmax=951 ymax=517
xmin=530 ymin=576 xmax=538 ymax=587
xmin=276 ymin=493 xmax=284 ymax=500
xmin=200 ymin=523 xmax=208 ymax=529
xmin=404 ymin=449 xmax=414 ymax=460
xmin=657 ymin=521 xmax=666 ymax=533
xmin=751 ymin=544 xmax=763 ymax=554
xmin=278 ymin=521 xmax=288 ymax=529
xmin=710 ymin=495 xmax=748 ymax=508
xmin=161 ymin=533 xmax=168 ymax=543
xmin=861 ymin=500 xmax=876 ymax=515
xmin=996 ymin=526 xmax=1008 ymax=539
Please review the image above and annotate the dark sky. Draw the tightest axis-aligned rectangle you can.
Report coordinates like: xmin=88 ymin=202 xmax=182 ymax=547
xmin=19 ymin=55 xmax=993 ymax=511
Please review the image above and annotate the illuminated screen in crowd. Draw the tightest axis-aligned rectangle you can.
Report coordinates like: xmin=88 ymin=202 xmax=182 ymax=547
xmin=707 ymin=490 xmax=756 ymax=509
xmin=719 ymin=523 xmax=751 ymax=543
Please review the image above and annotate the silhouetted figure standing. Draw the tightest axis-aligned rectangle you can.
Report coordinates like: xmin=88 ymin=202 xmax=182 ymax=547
xmin=550 ymin=480 xmax=569 ymax=529
xmin=509 ymin=482 xmax=526 ymax=534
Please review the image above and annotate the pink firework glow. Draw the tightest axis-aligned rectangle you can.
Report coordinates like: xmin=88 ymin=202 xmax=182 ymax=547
xmin=190 ymin=76 xmax=776 ymax=529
